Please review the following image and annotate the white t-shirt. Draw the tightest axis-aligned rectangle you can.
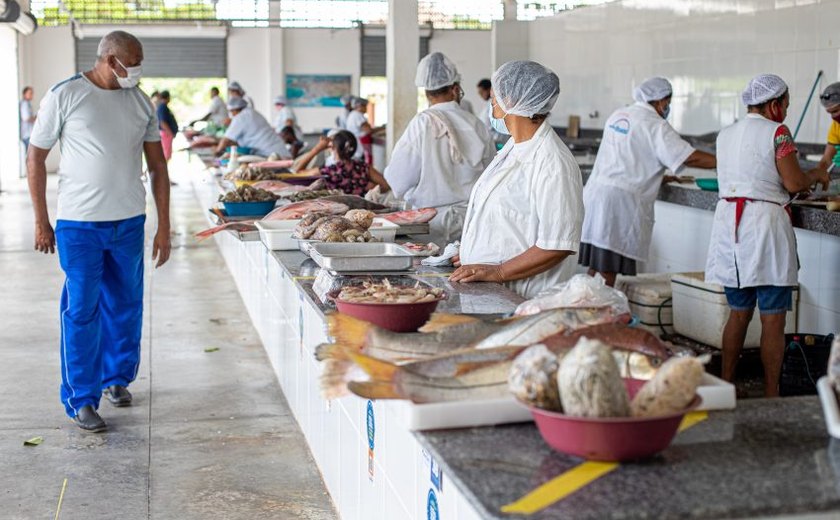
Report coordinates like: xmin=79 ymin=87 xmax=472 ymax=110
xmin=225 ymin=107 xmax=288 ymax=158
xmin=20 ymin=99 xmax=35 ymax=140
xmin=345 ymin=110 xmax=369 ymax=159
xmin=29 ymin=73 xmax=160 ymax=222
xmin=209 ymin=96 xmax=228 ymax=126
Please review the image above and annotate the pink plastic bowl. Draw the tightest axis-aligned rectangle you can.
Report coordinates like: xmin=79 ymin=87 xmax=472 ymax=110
xmin=334 ymin=297 xmax=444 ymax=333
xmin=528 ymin=379 xmax=701 ymax=462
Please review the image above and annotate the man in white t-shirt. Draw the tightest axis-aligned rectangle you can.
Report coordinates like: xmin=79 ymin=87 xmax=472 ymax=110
xmin=27 ymin=30 xmax=171 ymax=433
xmin=215 ymin=97 xmax=289 ymax=158
xmin=191 ymin=86 xmax=228 ymax=127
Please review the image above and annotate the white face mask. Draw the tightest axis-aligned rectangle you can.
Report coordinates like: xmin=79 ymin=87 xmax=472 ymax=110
xmin=112 ymin=57 xmax=142 ymax=89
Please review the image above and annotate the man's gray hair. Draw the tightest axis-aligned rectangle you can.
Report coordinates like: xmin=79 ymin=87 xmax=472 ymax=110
xmin=97 ymin=30 xmax=142 ymax=59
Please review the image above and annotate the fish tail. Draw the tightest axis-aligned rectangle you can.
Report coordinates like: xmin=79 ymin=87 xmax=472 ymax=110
xmin=348 ymin=351 xmax=400 ymax=381
xmin=194 ymin=224 xmax=227 ymax=240
xmin=319 ymin=359 xmax=355 ymax=400
xmin=327 ymin=312 xmax=376 ymax=351
xmin=314 ymin=342 xmax=353 ymax=362
xmin=418 ymin=313 xmax=480 ymax=333
xmin=347 ymin=381 xmax=402 ymax=400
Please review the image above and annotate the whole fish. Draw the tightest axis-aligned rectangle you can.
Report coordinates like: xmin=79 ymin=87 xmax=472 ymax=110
xmin=321 ymin=195 xmax=388 ymax=211
xmin=195 ymin=200 xmax=349 ymax=239
xmin=541 ymin=323 xmax=671 ymax=359
xmin=381 ymin=208 xmax=438 ymax=225
xmin=315 ymin=307 xmax=618 ymax=363
xmin=335 ymin=338 xmax=664 ymax=403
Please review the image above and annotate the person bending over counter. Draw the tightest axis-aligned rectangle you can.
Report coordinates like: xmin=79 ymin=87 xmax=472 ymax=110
xmin=706 ymin=74 xmax=830 ymax=397
xmin=214 ymin=97 xmax=289 ymax=159
xmin=385 ymin=52 xmax=494 ymax=244
xmin=296 ymin=130 xmax=389 ymax=196
xmin=578 ymin=76 xmax=716 ymax=287
xmin=451 ymin=60 xmax=584 ymax=299
xmin=818 ymin=82 xmax=840 ymax=172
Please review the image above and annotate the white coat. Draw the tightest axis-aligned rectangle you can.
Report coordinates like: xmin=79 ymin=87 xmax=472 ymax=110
xmin=460 ymin=121 xmax=584 ymax=299
xmin=705 ymin=114 xmax=797 ymax=288
xmin=385 ymin=101 xmax=495 ymax=244
xmin=345 ymin=110 xmax=369 ymax=160
xmin=274 ymin=106 xmax=302 ymax=137
xmin=580 ymin=102 xmax=695 ymax=261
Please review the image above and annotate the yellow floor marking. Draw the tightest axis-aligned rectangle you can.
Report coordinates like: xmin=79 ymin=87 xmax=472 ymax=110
xmin=293 ymin=276 xmax=317 ymax=281
xmin=54 ymin=478 xmax=68 ymax=520
xmin=501 ymin=410 xmax=710 ymax=515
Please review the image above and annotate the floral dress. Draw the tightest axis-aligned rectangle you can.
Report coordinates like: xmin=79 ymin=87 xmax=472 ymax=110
xmin=320 ymin=159 xmax=371 ymax=196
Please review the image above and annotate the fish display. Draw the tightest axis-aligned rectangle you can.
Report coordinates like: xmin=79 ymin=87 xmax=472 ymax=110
xmin=286 ymin=189 xmax=343 ymax=202
xmin=293 ymin=210 xmax=378 ymax=243
xmin=195 ymin=200 xmax=350 ymax=239
xmin=380 ymin=208 xmax=438 ymax=225
xmin=320 ymin=195 xmax=388 ymax=211
xmin=337 ymin=280 xmax=445 ymax=304
xmin=219 ymin=185 xmax=279 ymax=203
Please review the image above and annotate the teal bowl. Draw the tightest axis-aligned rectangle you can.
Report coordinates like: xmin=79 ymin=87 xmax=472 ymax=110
xmin=222 ymin=200 xmax=276 ymax=217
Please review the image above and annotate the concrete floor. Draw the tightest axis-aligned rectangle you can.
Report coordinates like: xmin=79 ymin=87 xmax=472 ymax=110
xmin=0 ymin=162 xmax=337 ymax=519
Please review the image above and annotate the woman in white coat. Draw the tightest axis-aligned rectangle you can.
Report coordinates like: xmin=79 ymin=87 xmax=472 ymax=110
xmin=706 ymin=74 xmax=829 ymax=397
xmin=385 ymin=52 xmax=495 ymax=244
xmin=451 ymin=60 xmax=584 ymax=299
xmin=579 ymin=77 xmax=716 ymax=287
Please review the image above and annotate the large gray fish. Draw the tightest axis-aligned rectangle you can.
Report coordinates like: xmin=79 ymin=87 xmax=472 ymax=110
xmin=315 ymin=307 xmax=622 ymax=363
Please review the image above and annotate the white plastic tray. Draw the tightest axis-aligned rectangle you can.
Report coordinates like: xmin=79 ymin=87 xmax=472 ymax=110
xmin=396 ymin=372 xmax=736 ymax=431
xmin=817 ymin=376 xmax=840 ymax=439
xmin=255 ymin=220 xmax=301 ymax=250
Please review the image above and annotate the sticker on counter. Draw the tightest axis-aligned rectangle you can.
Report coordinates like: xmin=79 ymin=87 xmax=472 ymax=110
xmin=427 ymin=489 xmax=440 ymax=520
xmin=367 ymin=400 xmax=375 ymax=482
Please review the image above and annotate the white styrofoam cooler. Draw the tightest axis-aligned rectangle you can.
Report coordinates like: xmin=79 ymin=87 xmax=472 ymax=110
xmin=615 ymin=273 xmax=674 ymax=335
xmin=257 ymin=217 xmax=399 ymax=251
xmin=671 ymin=272 xmax=798 ymax=349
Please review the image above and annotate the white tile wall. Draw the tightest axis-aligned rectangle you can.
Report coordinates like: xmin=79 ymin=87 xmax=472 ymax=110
xmin=528 ymin=0 xmax=840 ymax=144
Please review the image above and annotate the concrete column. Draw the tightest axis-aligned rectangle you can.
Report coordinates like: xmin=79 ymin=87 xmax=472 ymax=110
xmin=386 ymin=0 xmax=419 ymax=160
xmin=265 ymin=0 xmax=285 ymax=119
xmin=491 ymin=20 xmax=529 ymax=72
xmin=503 ymin=0 xmax=517 ymax=21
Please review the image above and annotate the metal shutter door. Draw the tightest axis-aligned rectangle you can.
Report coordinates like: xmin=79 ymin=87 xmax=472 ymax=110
xmin=360 ymin=35 xmax=429 ymax=77
xmin=75 ymin=37 xmax=227 ymax=78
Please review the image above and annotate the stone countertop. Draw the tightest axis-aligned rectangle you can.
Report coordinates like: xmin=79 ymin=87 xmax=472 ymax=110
xmin=416 ymin=396 xmax=840 ymax=520
xmin=579 ymin=166 xmax=840 ymax=237
xmin=269 ymin=250 xmax=524 ymax=319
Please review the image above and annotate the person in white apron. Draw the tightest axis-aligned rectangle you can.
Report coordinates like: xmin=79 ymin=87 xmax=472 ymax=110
xmin=579 ymin=77 xmax=716 ymax=287
xmin=385 ymin=52 xmax=495 ymax=245
xmin=705 ymin=74 xmax=830 ymax=397
xmin=452 ymin=60 xmax=584 ymax=299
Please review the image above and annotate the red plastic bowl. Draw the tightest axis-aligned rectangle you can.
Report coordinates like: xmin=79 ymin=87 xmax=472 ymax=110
xmin=528 ymin=379 xmax=701 ymax=462
xmin=334 ymin=297 xmax=443 ymax=332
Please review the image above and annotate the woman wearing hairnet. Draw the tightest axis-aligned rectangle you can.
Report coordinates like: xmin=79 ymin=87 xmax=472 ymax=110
xmin=450 ymin=61 xmax=583 ymax=298
xmin=579 ymin=77 xmax=716 ymax=287
xmin=385 ymin=52 xmax=495 ymax=244
xmin=706 ymin=74 xmax=830 ymax=396
xmin=818 ymin=82 xmax=840 ymax=171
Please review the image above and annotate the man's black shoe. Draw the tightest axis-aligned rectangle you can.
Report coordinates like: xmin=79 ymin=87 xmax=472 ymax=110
xmin=72 ymin=405 xmax=107 ymax=433
xmin=103 ymin=385 xmax=132 ymax=407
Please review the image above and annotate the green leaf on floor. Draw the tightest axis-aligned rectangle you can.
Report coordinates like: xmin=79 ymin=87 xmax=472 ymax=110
xmin=204 ymin=347 xmax=220 ymax=353
xmin=24 ymin=436 xmax=43 ymax=446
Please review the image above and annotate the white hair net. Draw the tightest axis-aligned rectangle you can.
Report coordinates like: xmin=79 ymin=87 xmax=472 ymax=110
xmin=742 ymin=74 xmax=788 ymax=106
xmin=632 ymin=77 xmax=673 ymax=103
xmin=820 ymin=82 xmax=840 ymax=108
xmin=491 ymin=60 xmax=560 ymax=117
xmin=227 ymin=97 xmax=248 ymax=111
xmin=228 ymin=81 xmax=245 ymax=93
xmin=415 ymin=52 xmax=461 ymax=91
xmin=273 ymin=95 xmax=287 ymax=105
xmin=340 ymin=94 xmax=353 ymax=105
xmin=352 ymin=97 xmax=368 ymax=109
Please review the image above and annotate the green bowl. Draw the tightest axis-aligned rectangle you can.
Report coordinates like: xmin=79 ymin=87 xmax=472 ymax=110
xmin=695 ymin=178 xmax=719 ymax=191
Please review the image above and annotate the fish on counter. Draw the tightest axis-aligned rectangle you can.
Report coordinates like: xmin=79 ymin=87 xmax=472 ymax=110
xmin=195 ymin=199 xmax=350 ymax=239
xmin=315 ymin=307 xmax=622 ymax=364
xmin=293 ymin=210 xmax=378 ymax=243
xmin=218 ymin=184 xmax=279 ymax=203
xmin=336 ymin=279 xmax=444 ymax=304
xmin=285 ymin=189 xmax=343 ymax=202
xmin=380 ymin=208 xmax=438 ymax=225
xmin=320 ymin=195 xmax=389 ymax=211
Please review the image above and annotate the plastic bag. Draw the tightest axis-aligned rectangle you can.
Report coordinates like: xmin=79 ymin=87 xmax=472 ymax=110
xmin=514 ymin=274 xmax=630 ymax=317
xmin=508 ymin=344 xmax=563 ymax=411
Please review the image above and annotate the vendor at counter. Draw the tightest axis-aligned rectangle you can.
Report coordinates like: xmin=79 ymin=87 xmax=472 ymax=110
xmin=385 ymin=52 xmax=494 ymax=244
xmin=451 ymin=60 xmax=584 ymax=299
xmin=818 ymin=82 xmax=840 ymax=171
xmin=579 ymin=77 xmax=716 ymax=287
xmin=295 ymin=130 xmax=390 ymax=196
xmin=213 ymin=97 xmax=289 ymax=159
xmin=706 ymin=74 xmax=830 ymax=397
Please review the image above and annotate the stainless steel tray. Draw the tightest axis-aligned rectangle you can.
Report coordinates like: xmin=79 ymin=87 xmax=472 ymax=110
xmin=308 ymin=243 xmax=415 ymax=272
